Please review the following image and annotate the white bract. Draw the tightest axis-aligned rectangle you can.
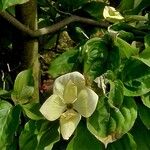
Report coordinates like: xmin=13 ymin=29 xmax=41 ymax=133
xmin=40 ymin=72 xmax=98 ymax=140
xmin=103 ymin=6 xmax=124 ymax=23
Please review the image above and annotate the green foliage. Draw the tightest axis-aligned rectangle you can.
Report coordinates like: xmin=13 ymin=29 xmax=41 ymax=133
xmin=67 ymin=122 xmax=104 ymax=150
xmin=87 ymin=96 xmax=137 ymax=147
xmin=0 ymin=100 xmax=21 ymax=149
xmin=11 ymin=69 xmax=34 ymax=104
xmin=48 ymin=48 xmax=80 ymax=78
xmin=1 ymin=0 xmax=150 ymax=149
xmin=1 ymin=0 xmax=29 ymax=10
xmin=19 ymin=120 xmax=60 ymax=150
xmin=82 ymin=37 xmax=108 ymax=80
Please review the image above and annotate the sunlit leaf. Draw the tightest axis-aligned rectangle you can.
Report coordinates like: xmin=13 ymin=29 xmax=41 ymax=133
xmin=87 ymin=96 xmax=137 ymax=147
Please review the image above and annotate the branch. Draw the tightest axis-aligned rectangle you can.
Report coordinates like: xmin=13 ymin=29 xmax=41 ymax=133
xmin=0 ymin=11 xmax=109 ymax=38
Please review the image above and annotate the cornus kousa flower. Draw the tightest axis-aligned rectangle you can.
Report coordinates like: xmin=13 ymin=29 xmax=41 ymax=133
xmin=40 ymin=72 xmax=98 ymax=140
xmin=103 ymin=6 xmax=124 ymax=23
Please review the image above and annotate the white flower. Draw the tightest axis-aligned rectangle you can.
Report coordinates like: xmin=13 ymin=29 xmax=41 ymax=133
xmin=40 ymin=72 xmax=98 ymax=140
xmin=103 ymin=6 xmax=124 ymax=23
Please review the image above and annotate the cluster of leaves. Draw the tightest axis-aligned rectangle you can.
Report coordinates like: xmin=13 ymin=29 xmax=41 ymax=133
xmin=1 ymin=0 xmax=150 ymax=150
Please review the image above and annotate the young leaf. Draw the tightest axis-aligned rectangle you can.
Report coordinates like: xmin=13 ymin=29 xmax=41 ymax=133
xmin=0 ymin=100 xmax=21 ymax=149
xmin=66 ymin=122 xmax=104 ymax=150
xmin=87 ymin=96 xmax=137 ymax=147
xmin=48 ymin=49 xmax=79 ymax=78
xmin=11 ymin=69 xmax=34 ymax=104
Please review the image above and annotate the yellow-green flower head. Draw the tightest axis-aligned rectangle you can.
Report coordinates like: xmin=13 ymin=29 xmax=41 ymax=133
xmin=40 ymin=72 xmax=98 ymax=140
xmin=103 ymin=6 xmax=124 ymax=23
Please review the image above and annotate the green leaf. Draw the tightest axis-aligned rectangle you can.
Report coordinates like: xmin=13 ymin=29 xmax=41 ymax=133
xmin=48 ymin=48 xmax=79 ymax=78
xmin=133 ymin=47 xmax=150 ymax=67
xmin=107 ymin=133 xmax=137 ymax=150
xmin=2 ymin=0 xmax=29 ymax=10
xmin=114 ymin=37 xmax=138 ymax=59
xmin=87 ymin=96 xmax=137 ymax=147
xmin=106 ymin=46 xmax=121 ymax=71
xmin=19 ymin=120 xmax=60 ymax=150
xmin=11 ymin=69 xmax=34 ymax=104
xmin=0 ymin=100 xmax=21 ymax=149
xmin=139 ymin=103 xmax=150 ymax=129
xmin=144 ymin=34 xmax=150 ymax=48
xmin=122 ymin=58 xmax=150 ymax=96
xmin=82 ymin=37 xmax=108 ymax=80
xmin=108 ymin=80 xmax=124 ymax=109
xmin=22 ymin=103 xmax=44 ymax=120
xmin=131 ymin=119 xmax=150 ymax=150
xmin=119 ymin=0 xmax=134 ymax=13
xmin=82 ymin=1 xmax=106 ymax=20
xmin=57 ymin=0 xmax=88 ymax=11
xmin=141 ymin=92 xmax=150 ymax=108
xmin=67 ymin=122 xmax=104 ymax=150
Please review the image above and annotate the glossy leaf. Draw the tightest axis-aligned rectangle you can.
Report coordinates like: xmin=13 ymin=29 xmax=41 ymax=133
xmin=66 ymin=122 xmax=104 ymax=150
xmin=19 ymin=120 xmax=60 ymax=150
xmin=1 ymin=0 xmax=29 ymax=10
xmin=11 ymin=69 xmax=34 ymax=104
xmin=82 ymin=37 xmax=108 ymax=79
xmin=107 ymin=133 xmax=137 ymax=150
xmin=48 ymin=49 xmax=79 ymax=78
xmin=114 ymin=37 xmax=138 ymax=59
xmin=108 ymin=80 xmax=124 ymax=109
xmin=87 ymin=96 xmax=137 ymax=147
xmin=0 ymin=100 xmax=21 ymax=149
xmin=122 ymin=58 xmax=150 ymax=96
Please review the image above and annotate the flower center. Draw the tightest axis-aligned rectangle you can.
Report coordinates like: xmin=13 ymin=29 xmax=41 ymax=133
xmin=67 ymin=103 xmax=73 ymax=109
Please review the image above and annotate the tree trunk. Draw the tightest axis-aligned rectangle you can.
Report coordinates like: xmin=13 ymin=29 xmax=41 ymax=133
xmin=13 ymin=0 xmax=39 ymax=102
